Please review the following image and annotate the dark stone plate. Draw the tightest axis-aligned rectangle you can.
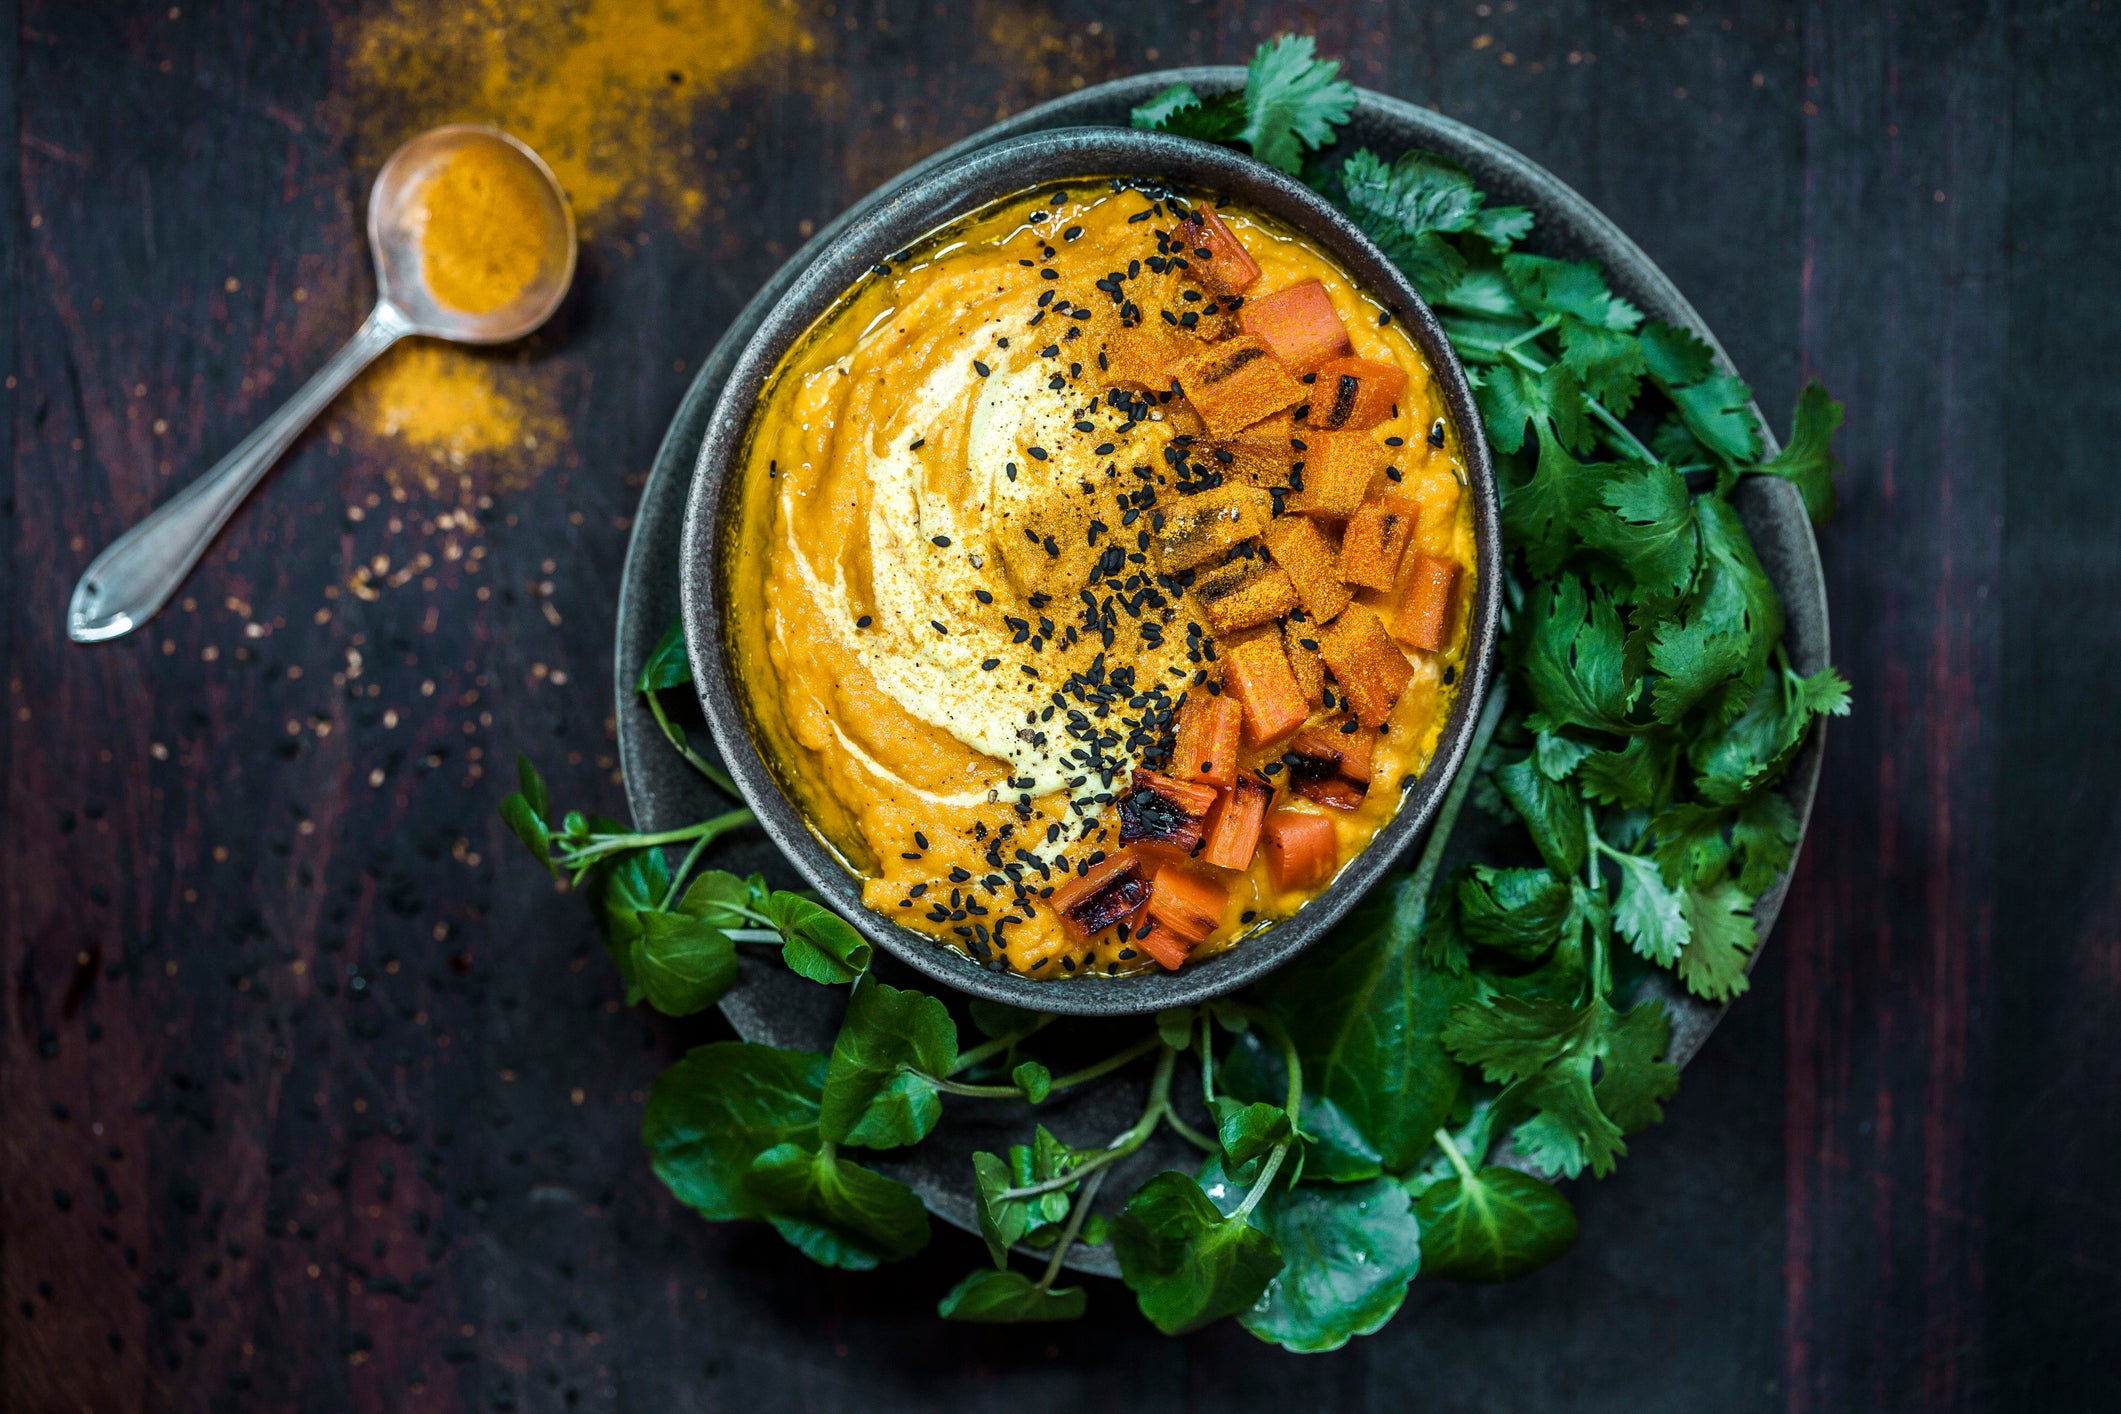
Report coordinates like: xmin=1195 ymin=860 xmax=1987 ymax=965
xmin=614 ymin=70 xmax=1830 ymax=1278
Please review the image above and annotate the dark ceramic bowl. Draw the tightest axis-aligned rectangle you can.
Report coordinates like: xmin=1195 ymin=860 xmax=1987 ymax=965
xmin=677 ymin=126 xmax=1502 ymax=1017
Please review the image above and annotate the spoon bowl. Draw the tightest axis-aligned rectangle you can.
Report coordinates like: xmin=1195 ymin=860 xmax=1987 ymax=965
xmin=68 ymin=124 xmax=576 ymax=643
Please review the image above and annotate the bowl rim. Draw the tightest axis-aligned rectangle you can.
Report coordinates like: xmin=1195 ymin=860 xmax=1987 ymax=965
xmin=678 ymin=124 xmax=1503 ymax=1017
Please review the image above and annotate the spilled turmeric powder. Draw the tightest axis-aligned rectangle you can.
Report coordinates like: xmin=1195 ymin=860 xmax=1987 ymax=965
xmin=417 ymin=144 xmax=550 ymax=314
xmin=342 ymin=343 xmax=565 ymax=495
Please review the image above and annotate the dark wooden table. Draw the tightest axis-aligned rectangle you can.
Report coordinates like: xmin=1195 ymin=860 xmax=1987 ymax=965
xmin=5 ymin=2 xmax=2115 ymax=1409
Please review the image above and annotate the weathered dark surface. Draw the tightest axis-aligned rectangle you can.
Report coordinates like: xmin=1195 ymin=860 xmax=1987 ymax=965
xmin=3 ymin=3 xmax=2113 ymax=1411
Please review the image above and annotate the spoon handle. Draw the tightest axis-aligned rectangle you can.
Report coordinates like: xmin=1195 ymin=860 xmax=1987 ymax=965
xmin=67 ymin=302 xmax=415 ymax=643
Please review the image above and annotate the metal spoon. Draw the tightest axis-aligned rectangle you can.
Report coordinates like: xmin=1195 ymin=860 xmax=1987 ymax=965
xmin=67 ymin=124 xmax=577 ymax=643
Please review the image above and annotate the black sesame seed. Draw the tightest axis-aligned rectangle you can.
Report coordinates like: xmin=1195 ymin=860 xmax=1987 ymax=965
xmin=856 ymin=615 xmax=873 ymax=629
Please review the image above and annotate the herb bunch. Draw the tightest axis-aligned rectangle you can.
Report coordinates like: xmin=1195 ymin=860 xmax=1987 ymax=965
xmin=499 ymin=35 xmax=1850 ymax=1349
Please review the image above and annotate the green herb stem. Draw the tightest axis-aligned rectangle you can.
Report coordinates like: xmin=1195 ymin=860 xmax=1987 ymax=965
xmin=1434 ymin=1126 xmax=1478 ymax=1185
xmin=1231 ymin=1141 xmax=1290 ymax=1223
xmin=1163 ymin=1107 xmax=1219 ymax=1153
xmin=1500 ymin=345 xmax=1659 ymax=465
xmin=658 ymin=830 xmax=719 ymax=911
xmin=996 ymin=1045 xmax=1179 ymax=1201
xmin=1035 ymin=1168 xmax=1108 ymax=1292
xmin=1232 ymin=1003 xmax=1305 ymax=1132
xmin=555 ymin=807 xmax=755 ymax=875
xmin=645 ymin=688 xmax=742 ymax=798
xmin=921 ymin=1033 xmax=1160 ymax=1102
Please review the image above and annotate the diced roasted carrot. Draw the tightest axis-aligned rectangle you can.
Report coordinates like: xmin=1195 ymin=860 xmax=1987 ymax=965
xmin=1050 ymin=849 xmax=1151 ymax=941
xmin=1145 ymin=865 xmax=1228 ymax=943
xmin=1101 ymin=325 xmax=1190 ymax=393
xmin=1310 ymin=355 xmax=1407 ymax=431
xmin=1289 ymin=721 xmax=1375 ymax=783
xmin=1218 ymin=421 xmax=1302 ymax=489
xmin=1192 ymin=557 xmax=1299 ymax=634
xmin=1168 ymin=336 xmax=1305 ymax=439
xmin=1239 ymin=281 xmax=1352 ymax=374
xmin=1119 ymin=769 xmax=1220 ymax=860
xmin=1263 ymin=809 xmax=1338 ymax=890
xmin=1287 ymin=430 xmax=1382 ymax=517
xmin=1171 ymin=692 xmax=1242 ymax=787
xmin=1281 ymin=619 xmax=1326 ymax=706
xmin=1181 ymin=206 xmax=1263 ymax=297
xmin=1155 ymin=485 xmax=1272 ymax=573
xmin=1394 ymin=554 xmax=1462 ymax=652
xmin=1134 ymin=922 xmax=1193 ymax=971
xmin=1340 ymin=496 xmax=1422 ymax=590
xmin=1262 ymin=516 xmax=1352 ymax=622
xmin=1201 ymin=776 xmax=1271 ymax=871
xmin=1223 ymin=635 xmax=1311 ymax=745
xmin=1318 ymin=604 xmax=1414 ymax=726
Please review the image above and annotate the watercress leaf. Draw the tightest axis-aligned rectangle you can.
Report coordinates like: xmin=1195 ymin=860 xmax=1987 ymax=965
xmin=1732 ymin=791 xmax=1800 ymax=894
xmin=1495 ymin=756 xmax=1587 ymax=876
xmin=1129 ymin=82 xmax=1202 ymax=131
xmin=1239 ymin=34 xmax=1356 ymax=174
xmin=746 ymin=1141 xmax=931 ymax=1270
xmin=972 ymin=1151 xmax=1027 ymax=1266
xmin=1573 ymin=461 xmax=1699 ymax=598
xmin=672 ymin=870 xmax=760 ymax=929
xmin=1112 ymin=1172 xmax=1284 ymax=1336
xmin=1155 ymin=1006 xmax=1197 ymax=1052
xmin=1676 ymin=878 xmax=1758 ymax=1003
xmin=642 ymin=1043 xmax=825 ymax=1222
xmin=936 ymin=1267 xmax=1087 ymax=1323
xmin=767 ymin=892 xmax=872 ymax=983
xmin=1607 ymin=848 xmax=1691 ymax=967
xmin=636 ymin=620 xmax=694 ymax=694
xmin=819 ymin=974 xmax=957 ymax=1148
xmin=633 ymin=909 xmax=738 ymax=1016
xmin=1228 ymin=1169 xmax=1422 ymax=1354
xmin=499 ymin=792 xmax=554 ymax=871
xmin=1219 ymin=1033 xmax=1384 ymax=1182
xmin=1518 ymin=574 xmax=1636 ymax=735
xmin=581 ymin=846 xmax=672 ymax=996
xmin=1012 ymin=1126 xmax=1080 ymax=1230
xmin=1456 ymin=865 xmax=1575 ymax=959
xmin=1470 ymin=202 xmax=1535 ymax=251
xmin=1576 ymin=733 xmax=1667 ymax=808
xmin=1078 ymin=1213 xmax=1110 ymax=1246
xmin=969 ymin=997 xmax=1044 ymax=1040
xmin=1415 ymin=1167 xmax=1578 ymax=1281
xmin=1209 ymin=999 xmax=1251 ymax=1033
xmin=1012 ymin=1060 xmax=1053 ymax=1104
xmin=1593 ymin=999 xmax=1679 ymax=1134
xmin=1261 ymin=873 xmax=1469 ymax=1171
xmin=1217 ymin=1101 xmax=1294 ymax=1178
xmin=1752 ymin=379 xmax=1844 ymax=523
xmin=515 ymin=754 xmax=553 ymax=823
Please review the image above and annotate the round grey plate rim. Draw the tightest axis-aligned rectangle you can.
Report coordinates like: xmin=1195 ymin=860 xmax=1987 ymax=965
xmin=614 ymin=69 xmax=1830 ymax=1278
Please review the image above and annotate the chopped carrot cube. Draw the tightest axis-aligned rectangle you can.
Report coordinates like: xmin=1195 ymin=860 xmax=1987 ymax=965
xmin=1318 ymin=604 xmax=1414 ymax=727
xmin=1263 ymin=516 xmax=1352 ymax=622
xmin=1287 ymin=430 xmax=1382 ymax=517
xmin=1134 ymin=922 xmax=1192 ymax=971
xmin=1145 ymin=865 xmax=1228 ymax=943
xmin=1172 ymin=692 xmax=1242 ymax=787
xmin=1154 ymin=485 xmax=1272 ymax=573
xmin=1193 ymin=557 xmax=1299 ymax=634
xmin=1118 ymin=769 xmax=1220 ymax=862
xmin=1182 ymin=206 xmax=1262 ymax=298
xmin=1340 ymin=497 xmax=1422 ymax=590
xmin=1310 ymin=355 xmax=1408 ymax=431
xmin=1218 ymin=420 xmax=1302 ymax=489
xmin=1201 ymin=777 xmax=1271 ymax=871
xmin=1168 ymin=336 xmax=1306 ymax=439
xmin=1223 ymin=635 xmax=1311 ymax=745
xmin=1049 ymin=849 xmax=1151 ymax=942
xmin=1289 ymin=721 xmax=1375 ymax=783
xmin=1239 ymin=281 xmax=1353 ymax=374
xmin=1101 ymin=325 xmax=1189 ymax=393
xmin=1281 ymin=619 xmax=1326 ymax=706
xmin=1263 ymin=809 xmax=1338 ymax=890
xmin=1394 ymin=554 xmax=1462 ymax=652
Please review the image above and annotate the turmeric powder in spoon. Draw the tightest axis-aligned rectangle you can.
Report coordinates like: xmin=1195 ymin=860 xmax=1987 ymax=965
xmin=416 ymin=141 xmax=552 ymax=315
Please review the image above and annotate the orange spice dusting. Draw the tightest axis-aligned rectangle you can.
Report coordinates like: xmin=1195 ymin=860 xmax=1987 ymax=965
xmin=341 ymin=343 xmax=564 ymax=495
xmin=416 ymin=145 xmax=549 ymax=314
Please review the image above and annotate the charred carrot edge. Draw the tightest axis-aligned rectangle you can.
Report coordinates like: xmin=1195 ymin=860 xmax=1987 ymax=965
xmin=1118 ymin=769 xmax=1220 ymax=860
xmin=1238 ymin=280 xmax=1352 ymax=374
xmin=1154 ymin=485 xmax=1272 ymax=573
xmin=1049 ymin=848 xmax=1150 ymax=942
xmin=1186 ymin=205 xmax=1263 ymax=297
xmin=1340 ymin=496 xmax=1422 ymax=590
xmin=1394 ymin=554 xmax=1462 ymax=652
xmin=1223 ymin=636 xmax=1310 ymax=745
xmin=1172 ymin=693 xmax=1243 ymax=787
xmin=1263 ymin=808 xmax=1338 ymax=890
xmin=1281 ymin=620 xmax=1327 ymax=706
xmin=1201 ymin=776 xmax=1271 ymax=871
xmin=1134 ymin=922 xmax=1192 ymax=971
xmin=1193 ymin=559 xmax=1300 ymax=634
xmin=1167 ymin=335 xmax=1306 ymax=439
xmin=1289 ymin=721 xmax=1375 ymax=784
xmin=1311 ymin=355 xmax=1407 ymax=431
xmin=1145 ymin=865 xmax=1228 ymax=944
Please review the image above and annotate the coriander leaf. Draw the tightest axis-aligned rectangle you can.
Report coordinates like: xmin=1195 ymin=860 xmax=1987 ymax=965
xmin=632 ymin=909 xmax=738 ymax=1016
xmin=636 ymin=620 xmax=694 ymax=693
xmin=1012 ymin=1059 xmax=1053 ymax=1104
xmin=1480 ymin=362 xmax=1592 ymax=456
xmin=1159 ymin=91 xmax=1246 ymax=143
xmin=1695 ymin=495 xmax=1785 ymax=691
xmin=1646 ymin=597 xmax=1750 ymax=724
xmin=1558 ymin=319 xmax=1647 ymax=417
xmin=1437 ymin=264 xmax=1526 ymax=319
xmin=1511 ymin=1052 xmax=1626 ymax=1179
xmin=1752 ymin=379 xmax=1844 ymax=523
xmin=1239 ymin=35 xmax=1356 ymax=174
xmin=1607 ymin=848 xmax=1690 ymax=966
xmin=1652 ymin=412 xmax=1710 ymax=466
xmin=747 ymin=1141 xmax=931 ymax=1270
xmin=1502 ymin=253 xmax=1644 ymax=333
xmin=1216 ymin=1100 xmax=1294 ymax=1181
xmin=1638 ymin=319 xmax=1715 ymax=386
xmin=1444 ymin=993 xmax=1597 ymax=1085
xmin=1415 ymin=1167 xmax=1578 ymax=1281
xmin=1129 ymin=82 xmax=1203 ymax=131
xmin=1641 ymin=321 xmax=1760 ymax=465
xmin=1206 ymin=1162 xmax=1421 ymax=1354
xmin=1471 ymin=203 xmax=1535 ymax=251
xmin=767 ymin=891 xmax=872 ymax=983
xmin=972 ymin=1151 xmax=1026 ymax=1266
xmin=819 ymin=974 xmax=957 ymax=1148
xmin=1573 ymin=460 xmax=1700 ymax=597
xmin=937 ymin=1268 xmax=1086 ymax=1323
xmin=1417 ymin=898 xmax=1474 ymax=977
xmin=643 ymin=1043 xmax=825 ymax=1222
xmin=1261 ymin=873 xmax=1470 ymax=1170
xmin=1793 ymin=663 xmax=1855 ymax=718
xmin=581 ymin=844 xmax=671 ymax=999
xmin=1647 ymin=802 xmax=1735 ymax=887
xmin=1519 ymin=574 xmax=1637 ymax=735
xmin=1502 ymin=424 xmax=1607 ymax=576
xmin=1592 ymin=998 xmax=1679 ymax=1133
xmin=1534 ymin=729 xmax=1596 ymax=782
xmin=1112 ymin=1172 xmax=1284 ymax=1335
xmin=1576 ymin=734 xmax=1669 ymax=809
xmin=1338 ymin=148 xmax=1474 ymax=303
xmin=1496 ymin=757 xmax=1588 ymax=876
xmin=1676 ymin=879 xmax=1758 ymax=1002
xmin=1732 ymin=791 xmax=1800 ymax=894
